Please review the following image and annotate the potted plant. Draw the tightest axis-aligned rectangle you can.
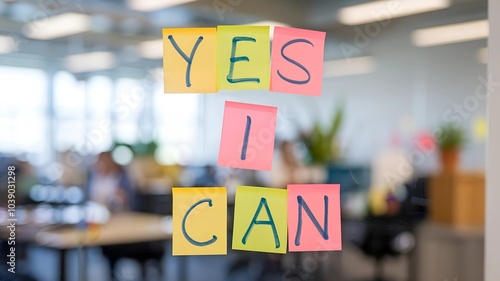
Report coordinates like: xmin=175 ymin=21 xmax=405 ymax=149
xmin=435 ymin=123 xmax=466 ymax=172
xmin=299 ymin=105 xmax=344 ymax=183
xmin=302 ymin=105 xmax=344 ymax=165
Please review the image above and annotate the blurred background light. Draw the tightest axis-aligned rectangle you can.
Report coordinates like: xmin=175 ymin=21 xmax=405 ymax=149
xmin=33 ymin=204 xmax=54 ymax=224
xmin=62 ymin=205 xmax=84 ymax=224
xmin=323 ymin=56 xmax=377 ymax=78
xmin=127 ymin=0 xmax=196 ymax=12
xmin=64 ymin=51 xmax=116 ymax=73
xmin=338 ymin=0 xmax=451 ymax=26
xmin=0 ymin=35 xmax=16 ymax=54
xmin=111 ymin=145 xmax=134 ymax=166
xmin=25 ymin=13 xmax=91 ymax=40
xmin=155 ymin=144 xmax=178 ymax=165
xmin=412 ymin=20 xmax=489 ymax=47
xmin=138 ymin=39 xmax=163 ymax=59
xmin=64 ymin=186 xmax=85 ymax=204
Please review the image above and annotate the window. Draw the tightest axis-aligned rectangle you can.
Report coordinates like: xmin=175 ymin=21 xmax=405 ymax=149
xmin=53 ymin=71 xmax=86 ymax=153
xmin=86 ymin=75 xmax=113 ymax=153
xmin=114 ymin=78 xmax=143 ymax=144
xmin=153 ymin=86 xmax=202 ymax=165
xmin=0 ymin=66 xmax=48 ymax=164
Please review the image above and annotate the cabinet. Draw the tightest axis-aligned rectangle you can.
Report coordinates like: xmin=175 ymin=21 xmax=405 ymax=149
xmin=429 ymin=172 xmax=484 ymax=227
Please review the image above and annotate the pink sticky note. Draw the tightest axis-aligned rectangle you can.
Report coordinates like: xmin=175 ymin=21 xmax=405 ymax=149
xmin=218 ymin=101 xmax=277 ymax=171
xmin=270 ymin=27 xmax=326 ymax=96
xmin=287 ymin=184 xmax=342 ymax=252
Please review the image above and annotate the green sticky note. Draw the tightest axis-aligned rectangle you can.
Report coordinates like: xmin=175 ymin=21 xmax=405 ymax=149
xmin=217 ymin=26 xmax=271 ymax=90
xmin=232 ymin=186 xmax=288 ymax=254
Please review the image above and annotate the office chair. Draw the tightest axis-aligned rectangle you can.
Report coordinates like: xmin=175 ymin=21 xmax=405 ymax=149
xmin=103 ymin=192 xmax=171 ymax=280
xmin=353 ymin=177 xmax=427 ymax=281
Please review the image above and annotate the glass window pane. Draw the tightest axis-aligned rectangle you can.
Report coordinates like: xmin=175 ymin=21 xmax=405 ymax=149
xmin=53 ymin=71 xmax=85 ymax=152
xmin=114 ymin=78 xmax=143 ymax=144
xmin=87 ymin=75 xmax=112 ymax=119
xmin=153 ymin=86 xmax=201 ymax=164
xmin=0 ymin=66 xmax=48 ymax=163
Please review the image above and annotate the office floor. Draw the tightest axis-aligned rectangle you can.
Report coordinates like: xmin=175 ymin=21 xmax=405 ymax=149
xmin=22 ymin=243 xmax=408 ymax=281
xmin=26 ymin=245 xmax=234 ymax=281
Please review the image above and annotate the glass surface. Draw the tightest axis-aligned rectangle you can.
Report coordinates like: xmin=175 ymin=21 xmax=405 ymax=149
xmin=0 ymin=1 xmax=490 ymax=281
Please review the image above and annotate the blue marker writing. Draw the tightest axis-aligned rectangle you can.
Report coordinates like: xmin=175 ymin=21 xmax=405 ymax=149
xmin=295 ymin=195 xmax=329 ymax=246
xmin=168 ymin=35 xmax=204 ymax=87
xmin=227 ymin=37 xmax=260 ymax=84
xmin=241 ymin=116 xmax=252 ymax=160
xmin=242 ymin=198 xmax=280 ymax=248
xmin=277 ymin=39 xmax=313 ymax=85
xmin=182 ymin=198 xmax=218 ymax=246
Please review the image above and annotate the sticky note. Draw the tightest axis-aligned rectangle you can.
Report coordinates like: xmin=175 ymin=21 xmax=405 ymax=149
xmin=287 ymin=184 xmax=342 ymax=252
xmin=232 ymin=186 xmax=288 ymax=254
xmin=172 ymin=187 xmax=227 ymax=255
xmin=217 ymin=26 xmax=270 ymax=90
xmin=473 ymin=116 xmax=487 ymax=141
xmin=270 ymin=27 xmax=326 ymax=96
xmin=163 ymin=28 xmax=217 ymax=93
xmin=218 ymin=101 xmax=277 ymax=171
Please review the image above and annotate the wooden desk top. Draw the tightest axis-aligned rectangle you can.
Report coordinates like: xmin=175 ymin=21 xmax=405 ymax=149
xmin=34 ymin=212 xmax=172 ymax=249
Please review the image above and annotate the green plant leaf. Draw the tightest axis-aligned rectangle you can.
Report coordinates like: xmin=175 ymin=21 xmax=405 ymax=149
xmin=302 ymin=104 xmax=344 ymax=165
xmin=435 ymin=123 xmax=466 ymax=150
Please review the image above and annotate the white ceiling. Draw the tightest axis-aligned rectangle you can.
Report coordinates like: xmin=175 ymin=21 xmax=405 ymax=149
xmin=0 ymin=0 xmax=487 ymax=77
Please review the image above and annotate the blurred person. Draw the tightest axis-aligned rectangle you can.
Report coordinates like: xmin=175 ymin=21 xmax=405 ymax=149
xmin=87 ymin=152 xmax=135 ymax=211
xmin=270 ymin=140 xmax=309 ymax=188
xmin=87 ymin=152 xmax=142 ymax=280
xmin=57 ymin=150 xmax=86 ymax=188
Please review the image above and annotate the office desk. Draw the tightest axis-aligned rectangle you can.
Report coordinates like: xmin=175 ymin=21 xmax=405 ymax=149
xmin=35 ymin=212 xmax=171 ymax=249
xmin=52 ymin=212 xmax=171 ymax=281
xmin=44 ymin=212 xmax=171 ymax=281
xmin=2 ymin=212 xmax=172 ymax=281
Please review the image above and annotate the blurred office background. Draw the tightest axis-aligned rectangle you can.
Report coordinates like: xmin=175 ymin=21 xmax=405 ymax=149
xmin=0 ymin=0 xmax=488 ymax=280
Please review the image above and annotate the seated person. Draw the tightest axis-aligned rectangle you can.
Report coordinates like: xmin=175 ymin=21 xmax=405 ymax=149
xmin=87 ymin=152 xmax=166 ymax=280
xmin=87 ymin=152 xmax=138 ymax=280
xmin=87 ymin=152 xmax=135 ymax=211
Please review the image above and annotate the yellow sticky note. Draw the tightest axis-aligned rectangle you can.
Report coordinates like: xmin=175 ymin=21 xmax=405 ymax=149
xmin=172 ymin=187 xmax=227 ymax=255
xmin=232 ymin=186 xmax=288 ymax=254
xmin=217 ymin=26 xmax=271 ymax=90
xmin=473 ymin=116 xmax=487 ymax=142
xmin=163 ymin=28 xmax=217 ymax=93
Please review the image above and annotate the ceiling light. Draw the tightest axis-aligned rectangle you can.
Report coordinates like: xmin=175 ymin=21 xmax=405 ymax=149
xmin=64 ymin=51 xmax=116 ymax=73
xmin=25 ymin=13 xmax=91 ymax=40
xmin=323 ymin=56 xmax=376 ymax=77
xmin=477 ymin=47 xmax=488 ymax=64
xmin=127 ymin=0 xmax=196 ymax=12
xmin=0 ymin=36 xmax=16 ymax=54
xmin=338 ymin=0 xmax=450 ymax=26
xmin=412 ymin=20 xmax=488 ymax=47
xmin=138 ymin=39 xmax=163 ymax=59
